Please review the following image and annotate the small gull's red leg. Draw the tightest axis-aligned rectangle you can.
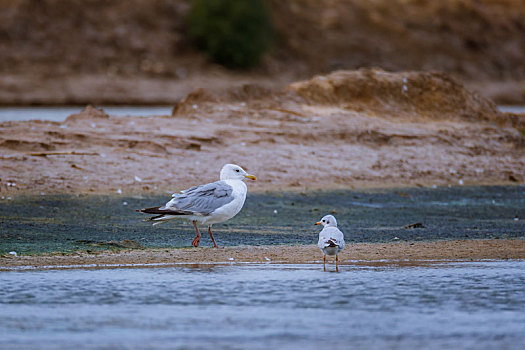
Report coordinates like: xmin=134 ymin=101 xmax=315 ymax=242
xmin=336 ymin=255 xmax=339 ymax=272
xmin=323 ymin=255 xmax=326 ymax=272
xmin=192 ymin=220 xmax=201 ymax=247
xmin=208 ymin=225 xmax=218 ymax=248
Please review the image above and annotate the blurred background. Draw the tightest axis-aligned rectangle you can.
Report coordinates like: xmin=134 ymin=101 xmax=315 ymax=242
xmin=0 ymin=0 xmax=524 ymax=105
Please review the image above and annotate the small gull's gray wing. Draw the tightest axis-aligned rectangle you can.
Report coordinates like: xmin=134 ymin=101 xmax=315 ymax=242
xmin=161 ymin=181 xmax=234 ymax=215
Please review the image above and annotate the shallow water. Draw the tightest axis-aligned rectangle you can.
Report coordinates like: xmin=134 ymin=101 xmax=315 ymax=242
xmin=499 ymin=105 xmax=525 ymax=114
xmin=0 ymin=106 xmax=522 ymax=123
xmin=1 ymin=261 xmax=524 ymax=349
xmin=0 ymin=106 xmax=172 ymax=122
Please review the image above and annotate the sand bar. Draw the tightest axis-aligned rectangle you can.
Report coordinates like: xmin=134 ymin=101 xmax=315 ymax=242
xmin=2 ymin=239 xmax=524 ymax=270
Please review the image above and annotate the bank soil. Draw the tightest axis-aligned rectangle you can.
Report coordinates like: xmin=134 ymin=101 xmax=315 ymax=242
xmin=1 ymin=70 xmax=524 ymax=195
xmin=1 ymin=0 xmax=525 ymax=104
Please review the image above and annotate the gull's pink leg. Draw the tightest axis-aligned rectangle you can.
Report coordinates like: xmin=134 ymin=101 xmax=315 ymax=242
xmin=208 ymin=225 xmax=218 ymax=248
xmin=336 ymin=255 xmax=339 ymax=272
xmin=192 ymin=220 xmax=201 ymax=247
xmin=323 ymin=255 xmax=326 ymax=272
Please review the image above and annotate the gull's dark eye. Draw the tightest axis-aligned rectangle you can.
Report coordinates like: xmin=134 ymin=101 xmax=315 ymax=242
xmin=235 ymin=169 xmax=240 ymax=172
xmin=326 ymin=221 xmax=330 ymax=224
xmin=322 ymin=220 xmax=325 ymax=223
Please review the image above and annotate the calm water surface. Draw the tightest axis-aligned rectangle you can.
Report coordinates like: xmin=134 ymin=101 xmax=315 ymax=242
xmin=0 ymin=105 xmax=522 ymax=123
xmin=0 ymin=106 xmax=172 ymax=122
xmin=1 ymin=261 xmax=525 ymax=349
xmin=498 ymin=105 xmax=525 ymax=114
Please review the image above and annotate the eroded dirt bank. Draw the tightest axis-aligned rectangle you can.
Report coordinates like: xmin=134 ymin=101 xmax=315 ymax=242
xmin=0 ymin=70 xmax=524 ymax=195
xmin=1 ymin=240 xmax=524 ymax=270
xmin=1 ymin=0 xmax=525 ymax=104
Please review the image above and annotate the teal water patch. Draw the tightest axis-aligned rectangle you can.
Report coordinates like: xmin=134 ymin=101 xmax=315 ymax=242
xmin=0 ymin=186 xmax=524 ymax=255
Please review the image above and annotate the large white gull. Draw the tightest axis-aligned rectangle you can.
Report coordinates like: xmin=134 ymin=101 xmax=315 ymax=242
xmin=316 ymin=215 xmax=345 ymax=271
xmin=137 ymin=164 xmax=256 ymax=247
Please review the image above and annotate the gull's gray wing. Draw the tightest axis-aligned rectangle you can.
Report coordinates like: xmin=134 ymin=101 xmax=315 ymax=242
xmin=318 ymin=227 xmax=345 ymax=250
xmin=161 ymin=181 xmax=234 ymax=215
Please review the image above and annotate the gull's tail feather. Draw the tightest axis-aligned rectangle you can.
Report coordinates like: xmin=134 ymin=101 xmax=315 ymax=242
xmin=144 ymin=213 xmax=166 ymax=221
xmin=136 ymin=206 xmax=194 ymax=226
xmin=136 ymin=206 xmax=193 ymax=216
xmin=325 ymin=239 xmax=338 ymax=248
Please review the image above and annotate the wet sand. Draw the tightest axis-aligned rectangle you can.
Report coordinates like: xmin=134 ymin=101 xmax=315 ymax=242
xmin=1 ymin=239 xmax=524 ymax=270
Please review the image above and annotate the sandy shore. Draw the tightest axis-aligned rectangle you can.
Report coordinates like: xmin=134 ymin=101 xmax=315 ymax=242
xmin=1 ymin=239 xmax=524 ymax=270
xmin=1 ymin=71 xmax=523 ymax=269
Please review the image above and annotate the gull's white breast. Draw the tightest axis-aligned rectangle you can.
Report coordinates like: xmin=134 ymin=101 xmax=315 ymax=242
xmin=204 ymin=179 xmax=247 ymax=224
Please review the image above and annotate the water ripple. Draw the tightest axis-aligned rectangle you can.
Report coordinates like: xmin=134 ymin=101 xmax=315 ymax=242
xmin=1 ymin=262 xmax=525 ymax=349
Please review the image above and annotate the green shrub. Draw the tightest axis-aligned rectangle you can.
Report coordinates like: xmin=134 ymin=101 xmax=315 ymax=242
xmin=187 ymin=0 xmax=273 ymax=69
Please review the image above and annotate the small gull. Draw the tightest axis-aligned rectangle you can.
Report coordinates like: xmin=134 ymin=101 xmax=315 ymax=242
xmin=316 ymin=215 xmax=345 ymax=271
xmin=136 ymin=164 xmax=256 ymax=248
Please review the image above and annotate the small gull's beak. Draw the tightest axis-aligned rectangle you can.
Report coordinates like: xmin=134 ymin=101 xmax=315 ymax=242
xmin=315 ymin=222 xmax=322 ymax=225
xmin=244 ymin=174 xmax=257 ymax=181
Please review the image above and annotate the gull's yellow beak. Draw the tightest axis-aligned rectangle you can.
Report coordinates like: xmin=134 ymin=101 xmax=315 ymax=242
xmin=315 ymin=221 xmax=322 ymax=225
xmin=244 ymin=174 xmax=257 ymax=181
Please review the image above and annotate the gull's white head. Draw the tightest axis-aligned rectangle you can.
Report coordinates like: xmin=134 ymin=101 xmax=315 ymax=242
xmin=220 ymin=164 xmax=257 ymax=181
xmin=316 ymin=215 xmax=337 ymax=228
